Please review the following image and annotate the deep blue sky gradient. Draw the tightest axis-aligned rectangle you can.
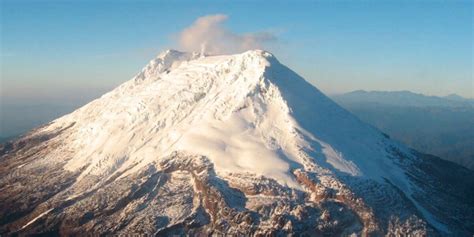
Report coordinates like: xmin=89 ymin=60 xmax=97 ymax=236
xmin=1 ymin=0 xmax=472 ymax=104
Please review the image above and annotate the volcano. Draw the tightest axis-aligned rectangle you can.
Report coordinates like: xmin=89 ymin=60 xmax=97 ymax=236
xmin=1 ymin=50 xmax=473 ymax=236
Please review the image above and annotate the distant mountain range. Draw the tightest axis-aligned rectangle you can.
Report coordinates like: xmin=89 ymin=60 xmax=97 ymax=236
xmin=334 ymin=90 xmax=473 ymax=108
xmin=332 ymin=90 xmax=474 ymax=170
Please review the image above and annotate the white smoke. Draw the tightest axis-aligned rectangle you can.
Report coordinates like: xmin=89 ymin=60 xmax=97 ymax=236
xmin=178 ymin=14 xmax=277 ymax=55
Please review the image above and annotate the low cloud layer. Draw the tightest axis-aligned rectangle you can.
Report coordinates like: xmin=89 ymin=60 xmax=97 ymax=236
xmin=178 ymin=14 xmax=277 ymax=55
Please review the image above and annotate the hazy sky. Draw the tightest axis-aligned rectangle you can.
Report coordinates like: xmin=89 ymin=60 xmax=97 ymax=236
xmin=1 ymin=0 xmax=473 ymax=104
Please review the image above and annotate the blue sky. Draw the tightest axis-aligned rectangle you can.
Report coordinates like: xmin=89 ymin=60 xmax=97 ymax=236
xmin=1 ymin=0 xmax=473 ymax=104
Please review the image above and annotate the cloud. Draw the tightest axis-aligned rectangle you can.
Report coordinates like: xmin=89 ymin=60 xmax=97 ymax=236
xmin=178 ymin=14 xmax=278 ymax=55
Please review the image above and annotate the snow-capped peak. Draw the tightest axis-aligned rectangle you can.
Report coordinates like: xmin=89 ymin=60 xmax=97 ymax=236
xmin=43 ymin=49 xmax=404 ymax=188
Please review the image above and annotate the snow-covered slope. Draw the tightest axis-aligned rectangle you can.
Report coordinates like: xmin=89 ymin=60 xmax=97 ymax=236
xmin=1 ymin=50 xmax=473 ymax=236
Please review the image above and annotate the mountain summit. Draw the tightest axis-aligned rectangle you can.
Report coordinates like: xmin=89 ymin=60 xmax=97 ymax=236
xmin=1 ymin=50 xmax=473 ymax=236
